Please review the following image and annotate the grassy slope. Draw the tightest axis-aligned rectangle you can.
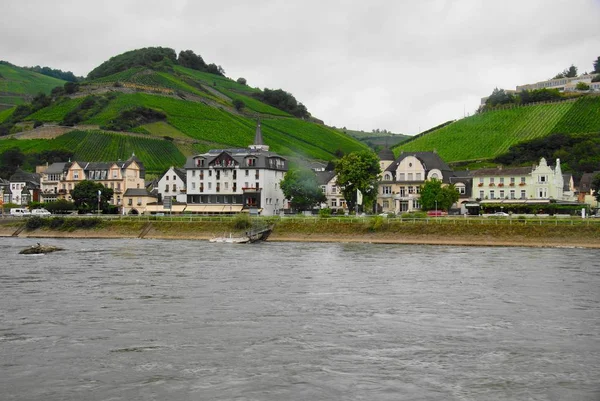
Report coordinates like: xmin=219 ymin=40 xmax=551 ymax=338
xmin=394 ymin=97 xmax=600 ymax=162
xmin=0 ymin=106 xmax=15 ymax=123
xmin=0 ymin=64 xmax=65 ymax=106
xmin=0 ymin=130 xmax=185 ymax=175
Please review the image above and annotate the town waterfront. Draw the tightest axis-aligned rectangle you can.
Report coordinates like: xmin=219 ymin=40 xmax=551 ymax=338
xmin=1 ymin=238 xmax=599 ymax=400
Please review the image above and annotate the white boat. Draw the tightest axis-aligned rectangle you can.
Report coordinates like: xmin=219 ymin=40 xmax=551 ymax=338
xmin=209 ymin=233 xmax=250 ymax=243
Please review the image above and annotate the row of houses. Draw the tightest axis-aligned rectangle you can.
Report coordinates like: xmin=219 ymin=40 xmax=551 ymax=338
xmin=1 ymin=122 xmax=597 ymax=215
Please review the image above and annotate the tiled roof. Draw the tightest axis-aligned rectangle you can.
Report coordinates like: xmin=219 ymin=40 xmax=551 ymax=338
xmin=471 ymin=166 xmax=532 ymax=177
xmin=123 ymin=188 xmax=157 ymax=197
xmin=315 ymin=171 xmax=336 ymax=185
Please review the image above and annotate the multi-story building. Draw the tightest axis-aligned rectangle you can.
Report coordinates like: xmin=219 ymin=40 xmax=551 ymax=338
xmin=8 ymin=169 xmax=41 ymax=205
xmin=157 ymin=167 xmax=187 ymax=203
xmin=38 ymin=154 xmax=145 ymax=210
xmin=183 ymin=123 xmax=288 ymax=216
xmin=471 ymin=158 xmax=573 ymax=204
xmin=378 ymin=151 xmax=454 ymax=213
xmin=516 ymin=74 xmax=600 ymax=92
xmin=316 ymin=171 xmax=347 ymax=213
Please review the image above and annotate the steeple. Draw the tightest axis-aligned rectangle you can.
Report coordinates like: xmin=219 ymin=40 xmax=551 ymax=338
xmin=249 ymin=120 xmax=269 ymax=151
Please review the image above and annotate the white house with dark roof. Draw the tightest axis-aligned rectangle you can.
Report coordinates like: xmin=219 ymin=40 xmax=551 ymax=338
xmin=378 ymin=151 xmax=454 ymax=213
xmin=8 ymin=169 xmax=41 ymax=206
xmin=316 ymin=170 xmax=347 ymax=212
xmin=157 ymin=166 xmax=187 ymax=203
xmin=122 ymin=188 xmax=158 ymax=215
xmin=183 ymin=122 xmax=288 ymax=215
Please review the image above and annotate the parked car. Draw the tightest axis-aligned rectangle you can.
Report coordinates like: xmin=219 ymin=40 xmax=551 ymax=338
xmin=427 ymin=210 xmax=446 ymax=217
xmin=10 ymin=208 xmax=31 ymax=216
xmin=31 ymin=208 xmax=51 ymax=216
xmin=494 ymin=212 xmax=509 ymax=217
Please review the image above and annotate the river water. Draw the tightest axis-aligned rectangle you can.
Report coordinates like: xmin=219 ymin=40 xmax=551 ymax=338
xmin=1 ymin=238 xmax=599 ymax=400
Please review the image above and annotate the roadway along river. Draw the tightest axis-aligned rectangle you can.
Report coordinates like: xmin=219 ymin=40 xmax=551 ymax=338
xmin=1 ymin=238 xmax=599 ymax=400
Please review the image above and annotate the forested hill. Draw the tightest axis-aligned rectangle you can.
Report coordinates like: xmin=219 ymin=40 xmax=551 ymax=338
xmin=0 ymin=47 xmax=368 ymax=176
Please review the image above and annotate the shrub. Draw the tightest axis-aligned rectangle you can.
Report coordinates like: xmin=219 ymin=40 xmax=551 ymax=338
xmin=25 ymin=216 xmax=44 ymax=230
xmin=369 ymin=216 xmax=384 ymax=232
xmin=49 ymin=217 xmax=65 ymax=229
xmin=233 ymin=213 xmax=251 ymax=230
xmin=319 ymin=208 xmax=332 ymax=218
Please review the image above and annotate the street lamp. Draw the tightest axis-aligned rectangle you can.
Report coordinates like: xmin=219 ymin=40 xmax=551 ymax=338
xmin=435 ymin=199 xmax=438 ymax=216
xmin=97 ymin=190 xmax=101 ymax=215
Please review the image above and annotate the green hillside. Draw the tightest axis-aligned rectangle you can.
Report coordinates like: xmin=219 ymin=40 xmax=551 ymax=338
xmin=0 ymin=63 xmax=66 ymax=108
xmin=0 ymin=130 xmax=185 ymax=175
xmin=1 ymin=47 xmax=368 ymax=174
xmin=394 ymin=96 xmax=600 ymax=162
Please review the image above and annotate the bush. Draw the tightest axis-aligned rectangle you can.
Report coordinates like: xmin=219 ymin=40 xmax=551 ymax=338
xmin=233 ymin=213 xmax=251 ymax=230
xmin=49 ymin=217 xmax=65 ymax=229
xmin=369 ymin=216 xmax=384 ymax=231
xmin=319 ymin=208 xmax=332 ymax=218
xmin=25 ymin=216 xmax=44 ymax=230
xmin=236 ymin=77 xmax=247 ymax=85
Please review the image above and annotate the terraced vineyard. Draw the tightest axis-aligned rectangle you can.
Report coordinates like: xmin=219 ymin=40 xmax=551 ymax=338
xmin=0 ymin=130 xmax=185 ymax=175
xmin=0 ymin=107 xmax=14 ymax=123
xmin=395 ymin=97 xmax=600 ymax=162
xmin=26 ymin=97 xmax=85 ymax=122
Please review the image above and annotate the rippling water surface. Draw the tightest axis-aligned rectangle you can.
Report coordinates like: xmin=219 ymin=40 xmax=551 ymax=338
xmin=1 ymin=238 xmax=599 ymax=400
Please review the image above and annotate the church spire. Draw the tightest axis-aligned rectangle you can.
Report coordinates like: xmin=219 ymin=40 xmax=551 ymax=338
xmin=249 ymin=119 xmax=269 ymax=151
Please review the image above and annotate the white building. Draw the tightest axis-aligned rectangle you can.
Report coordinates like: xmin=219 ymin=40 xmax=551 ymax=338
xmin=316 ymin=171 xmax=347 ymax=212
xmin=183 ymin=122 xmax=288 ymax=215
xmin=157 ymin=167 xmax=187 ymax=203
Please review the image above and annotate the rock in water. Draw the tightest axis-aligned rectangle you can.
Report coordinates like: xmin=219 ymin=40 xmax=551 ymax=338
xmin=19 ymin=243 xmax=64 ymax=255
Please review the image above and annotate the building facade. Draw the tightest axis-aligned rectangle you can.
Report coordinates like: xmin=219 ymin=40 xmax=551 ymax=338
xmin=184 ymin=123 xmax=288 ymax=216
xmin=8 ymin=169 xmax=41 ymax=206
xmin=38 ymin=154 xmax=146 ymax=209
xmin=316 ymin=171 xmax=347 ymax=213
xmin=157 ymin=167 xmax=187 ymax=203
xmin=378 ymin=151 xmax=454 ymax=214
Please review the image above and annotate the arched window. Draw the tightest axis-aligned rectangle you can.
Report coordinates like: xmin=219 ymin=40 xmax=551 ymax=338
xmin=384 ymin=173 xmax=391 ymax=181
xmin=430 ymin=173 xmax=439 ymax=179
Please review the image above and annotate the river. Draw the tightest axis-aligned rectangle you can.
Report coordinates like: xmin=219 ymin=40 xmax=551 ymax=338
xmin=1 ymin=238 xmax=599 ymax=400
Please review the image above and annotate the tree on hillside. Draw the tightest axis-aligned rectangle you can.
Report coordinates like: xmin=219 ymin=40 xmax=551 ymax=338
xmin=87 ymin=47 xmax=178 ymax=80
xmin=232 ymin=99 xmax=245 ymax=111
xmin=419 ymin=179 xmax=459 ymax=212
xmin=485 ymin=88 xmax=514 ymax=107
xmin=71 ymin=180 xmax=114 ymax=213
xmin=0 ymin=147 xmax=25 ymax=179
xmin=178 ymin=50 xmax=207 ymax=71
xmin=335 ymin=151 xmax=381 ymax=214
xmin=554 ymin=64 xmax=578 ymax=79
xmin=593 ymin=56 xmax=600 ymax=74
xmin=592 ymin=174 xmax=600 ymax=202
xmin=236 ymin=77 xmax=247 ymax=85
xmin=280 ymin=168 xmax=326 ymax=212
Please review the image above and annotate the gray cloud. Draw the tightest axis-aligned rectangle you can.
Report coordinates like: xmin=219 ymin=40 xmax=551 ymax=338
xmin=1 ymin=0 xmax=598 ymax=135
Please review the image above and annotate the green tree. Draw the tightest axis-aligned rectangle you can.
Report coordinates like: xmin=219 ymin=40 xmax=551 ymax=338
xmin=593 ymin=56 xmax=600 ymax=74
xmin=0 ymin=147 xmax=25 ymax=179
xmin=236 ymin=77 xmax=247 ymax=85
xmin=576 ymin=82 xmax=590 ymax=90
xmin=592 ymin=173 xmax=600 ymax=202
xmin=232 ymin=99 xmax=245 ymax=111
xmin=485 ymin=88 xmax=514 ymax=107
xmin=71 ymin=180 xmax=114 ymax=213
xmin=280 ymin=168 xmax=326 ymax=211
xmin=335 ymin=151 xmax=381 ymax=213
xmin=419 ymin=179 xmax=459 ymax=211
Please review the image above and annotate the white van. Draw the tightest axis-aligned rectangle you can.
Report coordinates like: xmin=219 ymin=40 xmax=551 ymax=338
xmin=31 ymin=208 xmax=51 ymax=216
xmin=10 ymin=208 xmax=31 ymax=216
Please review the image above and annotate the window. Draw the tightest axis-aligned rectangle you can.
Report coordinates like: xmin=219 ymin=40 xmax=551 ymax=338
xmin=224 ymin=170 xmax=228 ymax=177
xmin=520 ymin=190 xmax=526 ymax=199
xmin=510 ymin=190 xmax=515 ymax=199
xmin=192 ymin=170 xmax=196 ymax=177
xmin=166 ymin=175 xmax=169 ymax=181
xmin=479 ymin=190 xmax=484 ymax=199
xmin=384 ymin=173 xmax=391 ymax=181
xmin=225 ymin=182 xmax=229 ymax=190
xmin=74 ymin=171 xmax=79 ymax=179
xmin=399 ymin=173 xmax=405 ymax=181
xmin=520 ymin=177 xmax=526 ymax=184
xmin=331 ymin=186 xmax=337 ymax=194
xmin=208 ymin=183 xmax=212 ymax=190
xmin=499 ymin=177 xmax=504 ymax=184
xmin=321 ymin=185 xmax=326 ymax=193
xmin=137 ymin=197 xmax=142 ymax=206
xmin=413 ymin=199 xmax=420 ymax=209
xmin=479 ymin=177 xmax=484 ymax=184
xmin=416 ymin=173 xmax=422 ymax=180
xmin=510 ymin=177 xmax=515 ymax=185
xmin=382 ymin=186 xmax=391 ymax=195
xmin=173 ymin=175 xmax=176 ymax=180
xmin=458 ymin=186 xmax=466 ymax=195
xmin=165 ymin=186 xmax=169 ymax=192
xmin=383 ymin=200 xmax=389 ymax=208
xmin=490 ymin=190 xmax=495 ymax=199
xmin=408 ymin=186 xmax=414 ymax=194
xmin=172 ymin=184 xmax=176 ymax=191
xmin=245 ymin=170 xmax=249 ymax=176
xmin=490 ymin=177 xmax=495 ymax=184
xmin=400 ymin=187 xmax=406 ymax=196
xmin=209 ymin=170 xmax=212 ymax=177
xmin=408 ymin=173 xmax=413 ymax=181
xmin=331 ymin=199 xmax=337 ymax=207
xmin=128 ymin=199 xmax=132 ymax=206
xmin=192 ymin=182 xmax=196 ymax=189
xmin=499 ymin=190 xmax=504 ymax=199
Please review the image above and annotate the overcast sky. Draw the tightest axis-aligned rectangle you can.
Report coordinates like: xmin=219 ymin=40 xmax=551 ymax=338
xmin=2 ymin=0 xmax=599 ymax=135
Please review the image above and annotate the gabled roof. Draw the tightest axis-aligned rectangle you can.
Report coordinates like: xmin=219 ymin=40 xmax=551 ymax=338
xmin=174 ymin=167 xmax=186 ymax=182
xmin=9 ymin=169 xmax=40 ymax=185
xmin=123 ymin=188 xmax=157 ymax=197
xmin=385 ymin=152 xmax=452 ymax=173
xmin=471 ymin=166 xmax=533 ymax=177
xmin=378 ymin=148 xmax=395 ymax=161
xmin=315 ymin=171 xmax=336 ymax=186
xmin=579 ymin=171 xmax=600 ymax=192
xmin=45 ymin=162 xmax=70 ymax=174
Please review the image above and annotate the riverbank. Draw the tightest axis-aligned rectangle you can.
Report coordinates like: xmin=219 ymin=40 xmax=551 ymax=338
xmin=2 ymin=217 xmax=600 ymax=248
